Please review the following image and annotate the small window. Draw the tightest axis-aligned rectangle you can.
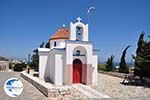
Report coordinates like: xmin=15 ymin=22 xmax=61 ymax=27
xmin=76 ymin=50 xmax=80 ymax=56
xmin=54 ymin=41 xmax=56 ymax=47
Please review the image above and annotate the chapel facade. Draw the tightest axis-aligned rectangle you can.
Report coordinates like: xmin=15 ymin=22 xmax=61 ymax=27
xmin=38 ymin=17 xmax=98 ymax=85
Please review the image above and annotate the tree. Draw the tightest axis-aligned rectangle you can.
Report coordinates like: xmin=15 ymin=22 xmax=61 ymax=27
xmin=45 ymin=41 xmax=50 ymax=48
xmin=30 ymin=49 xmax=39 ymax=71
xmin=105 ymin=55 xmax=115 ymax=71
xmin=119 ymin=45 xmax=130 ymax=73
xmin=134 ymin=32 xmax=145 ymax=78
xmin=29 ymin=42 xmax=44 ymax=71
xmin=40 ymin=42 xmax=44 ymax=48
xmin=134 ymin=32 xmax=150 ymax=78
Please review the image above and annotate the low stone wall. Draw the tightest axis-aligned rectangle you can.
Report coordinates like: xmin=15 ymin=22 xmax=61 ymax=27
xmin=0 ymin=61 xmax=9 ymax=71
xmin=20 ymin=72 xmax=71 ymax=98
xmin=99 ymin=71 xmax=126 ymax=79
xmin=99 ymin=71 xmax=150 ymax=85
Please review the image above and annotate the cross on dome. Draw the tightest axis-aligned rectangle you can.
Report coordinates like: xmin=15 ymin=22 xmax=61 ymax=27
xmin=77 ymin=17 xmax=82 ymax=22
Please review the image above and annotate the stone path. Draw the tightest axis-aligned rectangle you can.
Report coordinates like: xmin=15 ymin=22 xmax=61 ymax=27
xmin=92 ymin=73 xmax=150 ymax=99
xmin=73 ymin=84 xmax=110 ymax=99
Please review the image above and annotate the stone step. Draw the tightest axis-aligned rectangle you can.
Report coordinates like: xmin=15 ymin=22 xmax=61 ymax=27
xmin=73 ymin=84 xmax=110 ymax=99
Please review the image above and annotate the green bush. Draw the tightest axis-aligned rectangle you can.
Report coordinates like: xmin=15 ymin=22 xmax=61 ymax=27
xmin=105 ymin=55 xmax=115 ymax=71
xmin=98 ymin=64 xmax=106 ymax=71
xmin=13 ymin=63 xmax=27 ymax=72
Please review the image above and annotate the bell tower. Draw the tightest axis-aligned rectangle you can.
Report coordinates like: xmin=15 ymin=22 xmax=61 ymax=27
xmin=69 ymin=17 xmax=89 ymax=41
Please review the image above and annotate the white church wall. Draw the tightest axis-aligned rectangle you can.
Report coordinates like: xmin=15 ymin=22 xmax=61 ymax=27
xmin=62 ymin=52 xmax=66 ymax=85
xmin=38 ymin=48 xmax=50 ymax=80
xmin=49 ymin=51 xmax=55 ymax=83
xmin=66 ymin=43 xmax=92 ymax=64
xmin=48 ymin=50 xmax=65 ymax=85
xmin=70 ymin=22 xmax=76 ymax=41
xmin=39 ymin=42 xmax=97 ymax=85
xmin=55 ymin=54 xmax=63 ymax=85
xmin=86 ymin=45 xmax=93 ymax=64
xmin=66 ymin=42 xmax=97 ymax=85
xmin=84 ymin=24 xmax=89 ymax=41
xmin=66 ymin=43 xmax=73 ymax=64
xmin=72 ymin=46 xmax=87 ymax=64
xmin=74 ymin=22 xmax=88 ymax=41
xmin=92 ymin=55 xmax=98 ymax=85
xmin=43 ymin=54 xmax=50 ymax=81
xmin=69 ymin=21 xmax=89 ymax=41
xmin=50 ymin=39 xmax=66 ymax=49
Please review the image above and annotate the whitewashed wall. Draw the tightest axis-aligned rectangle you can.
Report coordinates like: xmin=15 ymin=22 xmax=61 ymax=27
xmin=0 ymin=61 xmax=9 ymax=71
xmin=50 ymin=39 xmax=66 ymax=49
xmin=70 ymin=21 xmax=89 ymax=41
xmin=66 ymin=43 xmax=93 ymax=64
xmin=92 ymin=55 xmax=98 ymax=85
xmin=39 ymin=47 xmax=65 ymax=85
xmin=55 ymin=54 xmax=63 ymax=85
xmin=66 ymin=42 xmax=97 ymax=85
xmin=38 ymin=48 xmax=50 ymax=79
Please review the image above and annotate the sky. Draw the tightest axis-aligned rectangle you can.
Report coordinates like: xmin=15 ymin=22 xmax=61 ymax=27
xmin=0 ymin=0 xmax=150 ymax=62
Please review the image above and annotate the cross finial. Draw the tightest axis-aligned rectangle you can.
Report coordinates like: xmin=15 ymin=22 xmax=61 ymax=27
xmin=77 ymin=17 xmax=82 ymax=22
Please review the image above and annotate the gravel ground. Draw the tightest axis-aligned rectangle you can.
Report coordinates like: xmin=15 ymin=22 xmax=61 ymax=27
xmin=92 ymin=73 xmax=150 ymax=99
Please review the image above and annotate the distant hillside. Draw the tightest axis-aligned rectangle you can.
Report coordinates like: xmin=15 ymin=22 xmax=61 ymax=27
xmin=99 ymin=61 xmax=134 ymax=67
xmin=0 ymin=56 xmax=9 ymax=61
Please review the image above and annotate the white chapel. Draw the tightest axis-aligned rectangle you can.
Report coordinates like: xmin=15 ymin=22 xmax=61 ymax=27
xmin=38 ymin=17 xmax=98 ymax=85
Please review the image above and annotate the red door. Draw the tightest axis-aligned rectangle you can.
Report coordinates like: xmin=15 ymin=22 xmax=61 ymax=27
xmin=73 ymin=59 xmax=82 ymax=83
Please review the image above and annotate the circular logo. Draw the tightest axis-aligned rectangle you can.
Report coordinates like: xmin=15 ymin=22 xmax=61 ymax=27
xmin=4 ymin=78 xmax=23 ymax=97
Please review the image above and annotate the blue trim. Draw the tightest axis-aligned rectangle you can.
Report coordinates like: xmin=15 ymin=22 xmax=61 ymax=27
xmin=50 ymin=48 xmax=65 ymax=51
xmin=66 ymin=40 xmax=92 ymax=44
xmin=73 ymin=54 xmax=85 ymax=56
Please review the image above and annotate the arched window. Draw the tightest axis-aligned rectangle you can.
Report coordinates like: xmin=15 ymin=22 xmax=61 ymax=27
xmin=76 ymin=26 xmax=83 ymax=41
xmin=54 ymin=41 xmax=56 ymax=47
xmin=76 ymin=50 xmax=80 ymax=56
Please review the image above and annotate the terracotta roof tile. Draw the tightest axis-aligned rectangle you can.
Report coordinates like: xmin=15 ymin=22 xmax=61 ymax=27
xmin=50 ymin=27 xmax=70 ymax=40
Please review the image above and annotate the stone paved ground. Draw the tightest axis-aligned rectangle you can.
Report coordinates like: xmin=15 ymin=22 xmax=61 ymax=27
xmin=0 ymin=72 xmax=88 ymax=100
xmin=68 ymin=87 xmax=88 ymax=99
xmin=92 ymin=73 xmax=150 ymax=99
xmin=3 ymin=72 xmax=149 ymax=100
xmin=0 ymin=72 xmax=49 ymax=100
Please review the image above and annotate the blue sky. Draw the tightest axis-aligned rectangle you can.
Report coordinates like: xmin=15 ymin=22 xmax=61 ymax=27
xmin=0 ymin=0 xmax=150 ymax=62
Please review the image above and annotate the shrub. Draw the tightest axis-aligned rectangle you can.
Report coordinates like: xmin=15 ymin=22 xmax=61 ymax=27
xmin=98 ymin=64 xmax=106 ymax=71
xmin=13 ymin=63 xmax=27 ymax=71
xmin=105 ymin=55 xmax=115 ymax=71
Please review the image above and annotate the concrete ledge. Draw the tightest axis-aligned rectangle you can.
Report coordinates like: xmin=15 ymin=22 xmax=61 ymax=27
xmin=20 ymin=71 xmax=71 ymax=98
